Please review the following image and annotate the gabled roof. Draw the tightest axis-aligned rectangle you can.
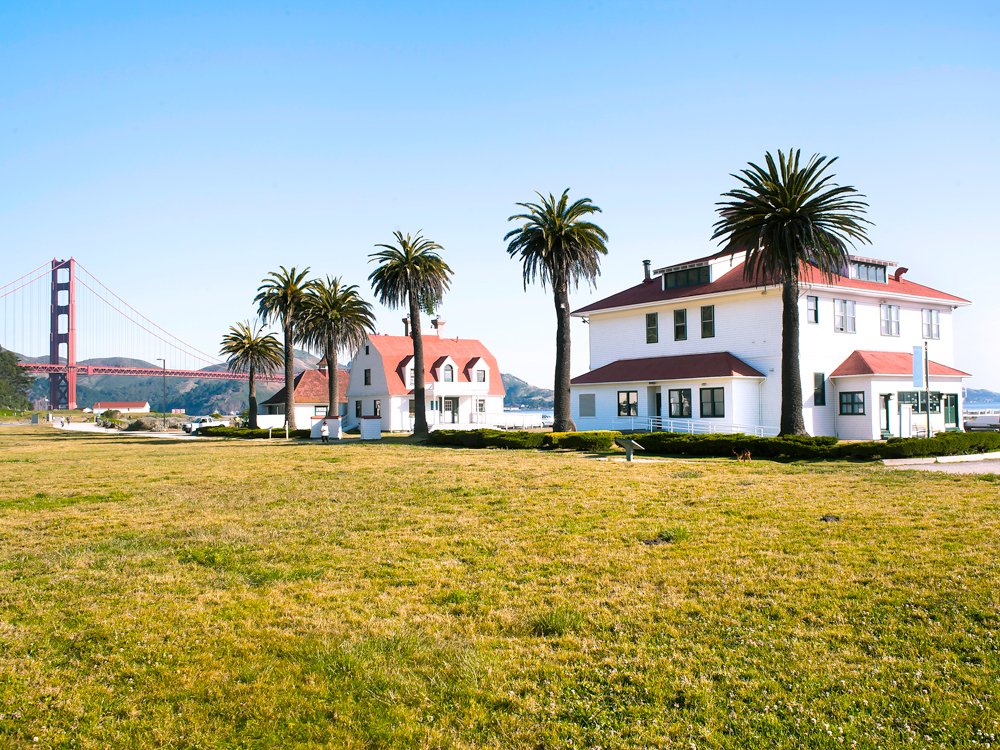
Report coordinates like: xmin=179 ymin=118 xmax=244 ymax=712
xmin=574 ymin=260 xmax=969 ymax=316
xmin=570 ymin=352 xmax=764 ymax=385
xmin=261 ymin=368 xmax=349 ymax=405
xmin=831 ymin=350 xmax=970 ymax=378
xmin=368 ymin=335 xmax=505 ymax=396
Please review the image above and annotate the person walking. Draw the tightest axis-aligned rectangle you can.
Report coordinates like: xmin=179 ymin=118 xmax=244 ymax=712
xmin=320 ymin=420 xmax=330 ymax=444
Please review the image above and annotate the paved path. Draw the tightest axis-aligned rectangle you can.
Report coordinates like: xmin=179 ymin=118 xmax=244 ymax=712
xmin=886 ymin=459 xmax=1000 ymax=475
xmin=56 ymin=422 xmax=203 ymax=440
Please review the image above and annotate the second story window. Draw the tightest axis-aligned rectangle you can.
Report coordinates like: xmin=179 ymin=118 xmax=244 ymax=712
xmin=443 ymin=364 xmax=454 ymax=382
xmin=408 ymin=369 xmax=414 ymax=386
xmin=880 ymin=304 xmax=900 ymax=336
xmin=646 ymin=312 xmax=658 ymax=344
xmin=807 ymin=295 xmax=819 ymax=324
xmin=922 ymin=309 xmax=940 ymax=339
xmin=364 ymin=368 xmax=371 ymax=385
xmin=674 ymin=309 xmax=687 ymax=341
xmin=701 ymin=305 xmax=715 ymax=338
xmin=476 ymin=369 xmax=486 ymax=382
xmin=834 ymin=299 xmax=855 ymax=333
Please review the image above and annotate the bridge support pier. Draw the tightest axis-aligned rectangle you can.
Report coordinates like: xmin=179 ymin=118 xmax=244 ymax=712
xmin=49 ymin=259 xmax=76 ymax=410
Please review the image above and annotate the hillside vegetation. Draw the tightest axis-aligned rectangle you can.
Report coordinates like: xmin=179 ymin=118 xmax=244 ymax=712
xmin=0 ymin=426 xmax=997 ymax=749
xmin=501 ymin=372 xmax=554 ymax=408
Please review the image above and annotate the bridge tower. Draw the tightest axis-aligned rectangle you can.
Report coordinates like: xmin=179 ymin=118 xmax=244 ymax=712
xmin=49 ymin=258 xmax=77 ymax=410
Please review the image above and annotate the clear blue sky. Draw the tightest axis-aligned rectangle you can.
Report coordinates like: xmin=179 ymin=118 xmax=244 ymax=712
xmin=2 ymin=1 xmax=998 ymax=390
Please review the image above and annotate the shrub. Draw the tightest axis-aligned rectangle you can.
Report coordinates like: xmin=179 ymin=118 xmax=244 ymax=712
xmin=197 ymin=426 xmax=311 ymax=439
xmin=430 ymin=429 xmax=619 ymax=452
xmin=545 ymin=431 xmax=620 ymax=452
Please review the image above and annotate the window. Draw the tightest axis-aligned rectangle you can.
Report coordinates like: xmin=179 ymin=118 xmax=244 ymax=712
xmin=579 ymin=393 xmax=596 ymax=418
xmin=849 ymin=261 xmax=887 ymax=283
xmin=646 ymin=312 xmax=658 ymax=344
xmin=314 ymin=406 xmax=328 ymax=417
xmin=364 ymin=368 xmax=371 ymax=385
xmin=807 ymin=296 xmax=819 ymax=324
xmin=880 ymin=304 xmax=900 ymax=336
xmin=373 ymin=400 xmax=381 ymax=417
xmin=674 ymin=309 xmax=687 ymax=341
xmin=922 ymin=309 xmax=940 ymax=339
xmin=408 ymin=368 xmax=414 ymax=386
xmin=443 ymin=364 xmax=454 ymax=382
xmin=476 ymin=369 xmax=486 ymax=382
xmin=668 ymin=389 xmax=692 ymax=418
xmin=834 ymin=299 xmax=856 ymax=333
xmin=477 ymin=399 xmax=486 ymax=413
xmin=365 ymin=345 xmax=369 ymax=356
xmin=355 ymin=400 xmax=362 ymax=418
xmin=617 ymin=391 xmax=638 ymax=417
xmin=701 ymin=305 xmax=715 ymax=338
xmin=898 ymin=391 xmax=941 ymax=414
xmin=663 ymin=266 xmax=710 ymax=289
xmin=813 ymin=373 xmax=826 ymax=406
xmin=700 ymin=387 xmax=724 ymax=418
xmin=839 ymin=391 xmax=865 ymax=415
xmin=408 ymin=399 xmax=415 ymax=416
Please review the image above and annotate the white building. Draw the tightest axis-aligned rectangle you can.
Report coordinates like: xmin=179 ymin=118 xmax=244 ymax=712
xmin=345 ymin=318 xmax=506 ymax=432
xmin=257 ymin=361 xmax=348 ymax=429
xmin=93 ymin=401 xmax=150 ymax=414
xmin=570 ymin=250 xmax=971 ymax=440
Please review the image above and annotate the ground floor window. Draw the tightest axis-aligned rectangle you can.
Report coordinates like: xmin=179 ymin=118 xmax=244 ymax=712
xmin=814 ymin=373 xmax=826 ymax=406
xmin=373 ymin=400 xmax=381 ymax=417
xmin=578 ymin=393 xmax=596 ymax=418
xmin=839 ymin=391 xmax=865 ymax=415
xmin=408 ymin=399 xmax=415 ymax=416
xmin=668 ymin=388 xmax=692 ymax=418
xmin=477 ymin=399 xmax=486 ymax=413
xmin=355 ymin=400 xmax=362 ymax=418
xmin=699 ymin=387 xmax=724 ymax=418
xmin=898 ymin=390 xmax=940 ymax=414
xmin=314 ymin=406 xmax=328 ymax=417
xmin=617 ymin=391 xmax=638 ymax=417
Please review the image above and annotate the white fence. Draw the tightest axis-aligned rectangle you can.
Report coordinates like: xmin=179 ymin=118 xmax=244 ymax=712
xmin=612 ymin=416 xmax=779 ymax=437
xmin=400 ymin=411 xmax=551 ymax=432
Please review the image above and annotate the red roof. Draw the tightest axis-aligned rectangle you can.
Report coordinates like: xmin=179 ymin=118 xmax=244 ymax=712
xmin=570 ymin=352 xmax=764 ymax=385
xmin=93 ymin=401 xmax=149 ymax=409
xmin=261 ymin=368 xmax=349 ymax=405
xmin=368 ymin=335 xmax=506 ymax=396
xmin=574 ymin=260 xmax=969 ymax=315
xmin=831 ymin=350 xmax=970 ymax=378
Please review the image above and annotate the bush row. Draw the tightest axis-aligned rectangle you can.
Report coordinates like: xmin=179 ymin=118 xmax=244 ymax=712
xmin=628 ymin=430 xmax=1000 ymax=461
xmin=428 ymin=429 xmax=620 ymax=452
xmin=197 ymin=426 xmax=312 ymax=439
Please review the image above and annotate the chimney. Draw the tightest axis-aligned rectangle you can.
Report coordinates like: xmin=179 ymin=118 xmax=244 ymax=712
xmin=431 ymin=316 xmax=446 ymax=336
xmin=317 ymin=357 xmax=328 ymax=372
xmin=642 ymin=260 xmax=652 ymax=283
xmin=893 ymin=267 xmax=908 ymax=282
xmin=402 ymin=317 xmax=410 ymax=337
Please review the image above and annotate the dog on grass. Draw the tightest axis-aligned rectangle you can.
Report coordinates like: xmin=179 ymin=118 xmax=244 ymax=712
xmin=732 ymin=447 xmax=752 ymax=462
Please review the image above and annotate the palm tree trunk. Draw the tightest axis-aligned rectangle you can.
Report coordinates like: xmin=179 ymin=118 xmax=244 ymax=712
xmin=552 ymin=277 xmax=575 ymax=433
xmin=248 ymin=362 xmax=258 ymax=430
xmin=284 ymin=319 xmax=297 ymax=431
xmin=779 ymin=277 xmax=806 ymax=436
xmin=410 ymin=295 xmax=429 ymax=435
xmin=326 ymin=335 xmax=339 ymax=421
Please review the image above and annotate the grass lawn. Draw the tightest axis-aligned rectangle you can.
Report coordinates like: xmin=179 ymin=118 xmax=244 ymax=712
xmin=0 ymin=426 xmax=997 ymax=749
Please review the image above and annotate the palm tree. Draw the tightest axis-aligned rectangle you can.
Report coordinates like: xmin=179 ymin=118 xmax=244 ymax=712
xmin=219 ymin=321 xmax=284 ymax=429
xmin=254 ymin=266 xmax=312 ymax=430
xmin=505 ymin=189 xmax=609 ymax=433
xmin=296 ymin=276 xmax=376 ymax=419
xmin=712 ymin=149 xmax=872 ymax=436
xmin=368 ymin=232 xmax=452 ymax=435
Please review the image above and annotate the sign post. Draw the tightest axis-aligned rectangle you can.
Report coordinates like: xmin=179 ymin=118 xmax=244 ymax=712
xmin=924 ymin=341 xmax=931 ymax=438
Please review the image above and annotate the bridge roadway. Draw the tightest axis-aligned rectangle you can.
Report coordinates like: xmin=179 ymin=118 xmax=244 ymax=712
xmin=17 ymin=362 xmax=284 ymax=382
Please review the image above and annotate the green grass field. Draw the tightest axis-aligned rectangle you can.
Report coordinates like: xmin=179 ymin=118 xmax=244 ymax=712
xmin=0 ymin=426 xmax=997 ymax=749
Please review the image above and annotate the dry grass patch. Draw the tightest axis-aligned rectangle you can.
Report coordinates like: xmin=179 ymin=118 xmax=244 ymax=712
xmin=0 ymin=425 xmax=997 ymax=748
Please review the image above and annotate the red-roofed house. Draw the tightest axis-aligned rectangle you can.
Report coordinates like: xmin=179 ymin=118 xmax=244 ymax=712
xmin=570 ymin=249 xmax=971 ymax=439
xmin=346 ymin=318 xmax=506 ymax=432
xmin=257 ymin=361 xmax=350 ymax=430
xmin=93 ymin=401 xmax=150 ymax=414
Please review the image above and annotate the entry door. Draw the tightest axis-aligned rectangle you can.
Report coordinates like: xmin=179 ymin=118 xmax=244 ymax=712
xmin=879 ymin=394 xmax=892 ymax=438
xmin=443 ymin=398 xmax=458 ymax=424
xmin=655 ymin=392 xmax=662 ymax=417
xmin=943 ymin=394 xmax=958 ymax=427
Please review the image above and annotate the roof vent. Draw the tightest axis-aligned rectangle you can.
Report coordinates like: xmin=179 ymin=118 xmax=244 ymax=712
xmin=893 ymin=267 xmax=908 ymax=282
xmin=642 ymin=259 xmax=652 ymax=283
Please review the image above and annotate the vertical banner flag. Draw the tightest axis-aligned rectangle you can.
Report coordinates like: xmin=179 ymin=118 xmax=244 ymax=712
xmin=913 ymin=346 xmax=924 ymax=388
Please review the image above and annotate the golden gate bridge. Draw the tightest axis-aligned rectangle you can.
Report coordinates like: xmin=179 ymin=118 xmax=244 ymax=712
xmin=1 ymin=258 xmax=282 ymax=410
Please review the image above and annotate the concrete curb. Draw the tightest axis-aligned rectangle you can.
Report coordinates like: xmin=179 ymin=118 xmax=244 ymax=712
xmin=883 ymin=450 xmax=1000 ymax=467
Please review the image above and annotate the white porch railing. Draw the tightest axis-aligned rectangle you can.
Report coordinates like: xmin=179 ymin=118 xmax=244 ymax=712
xmin=612 ymin=416 xmax=779 ymax=437
xmin=399 ymin=411 xmax=551 ymax=432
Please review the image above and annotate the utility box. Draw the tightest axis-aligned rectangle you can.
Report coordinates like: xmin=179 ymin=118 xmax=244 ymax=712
xmin=311 ymin=417 xmax=342 ymax=440
xmin=31 ymin=414 xmax=39 ymax=424
xmin=360 ymin=416 xmax=382 ymax=440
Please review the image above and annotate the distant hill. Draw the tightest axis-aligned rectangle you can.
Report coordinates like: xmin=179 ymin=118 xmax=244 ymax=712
xmin=965 ymin=388 xmax=1000 ymax=404
xmin=501 ymin=373 xmax=553 ymax=409
xmin=23 ymin=349 xmax=338 ymax=414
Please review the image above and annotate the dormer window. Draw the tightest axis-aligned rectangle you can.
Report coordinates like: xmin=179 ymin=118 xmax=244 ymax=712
xmin=849 ymin=261 xmax=887 ymax=283
xmin=408 ymin=368 xmax=414 ymax=386
xmin=662 ymin=265 xmax=710 ymax=290
xmin=476 ymin=369 xmax=486 ymax=383
xmin=443 ymin=365 xmax=454 ymax=382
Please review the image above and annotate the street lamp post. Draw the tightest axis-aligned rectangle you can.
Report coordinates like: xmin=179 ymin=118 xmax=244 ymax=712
xmin=156 ymin=358 xmax=166 ymax=430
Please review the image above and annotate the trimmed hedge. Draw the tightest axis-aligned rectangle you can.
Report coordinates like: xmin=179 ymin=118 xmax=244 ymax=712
xmin=628 ymin=430 xmax=1000 ymax=461
xmin=197 ymin=426 xmax=311 ymax=439
xmin=428 ymin=429 xmax=620 ymax=452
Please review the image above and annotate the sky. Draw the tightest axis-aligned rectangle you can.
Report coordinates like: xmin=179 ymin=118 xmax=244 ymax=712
xmin=2 ymin=1 xmax=998 ymax=390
